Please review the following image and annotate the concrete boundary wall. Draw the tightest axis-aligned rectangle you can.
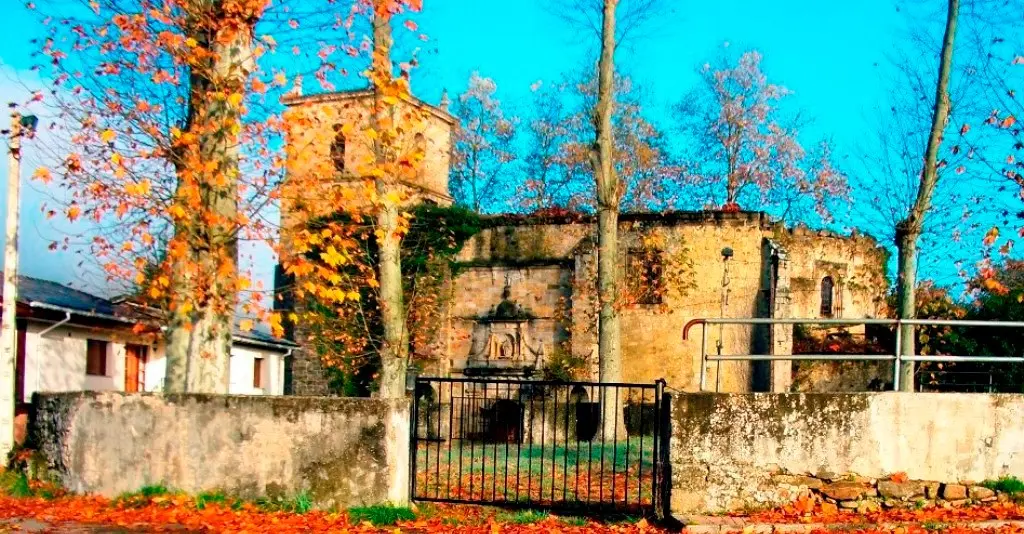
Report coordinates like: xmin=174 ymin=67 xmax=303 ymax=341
xmin=30 ymin=392 xmax=410 ymax=509
xmin=669 ymin=393 xmax=1024 ymax=515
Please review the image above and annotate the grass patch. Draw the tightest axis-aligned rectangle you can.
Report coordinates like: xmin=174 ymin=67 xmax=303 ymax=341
xmin=195 ymin=490 xmax=228 ymax=510
xmin=114 ymin=483 xmax=174 ymax=508
xmin=560 ymin=516 xmax=587 ymax=526
xmin=922 ymin=521 xmax=950 ymax=531
xmin=495 ymin=509 xmax=548 ymax=525
xmin=348 ymin=504 xmax=417 ymax=526
xmin=1 ymin=471 xmax=33 ymax=498
xmin=983 ymin=476 xmax=1024 ymax=495
xmin=255 ymin=490 xmax=313 ymax=513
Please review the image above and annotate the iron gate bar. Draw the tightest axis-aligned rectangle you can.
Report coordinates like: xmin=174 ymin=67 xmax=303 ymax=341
xmin=411 ymin=376 xmax=667 ymax=515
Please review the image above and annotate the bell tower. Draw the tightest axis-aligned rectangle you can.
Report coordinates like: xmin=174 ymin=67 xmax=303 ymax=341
xmin=276 ymin=87 xmax=455 ymax=395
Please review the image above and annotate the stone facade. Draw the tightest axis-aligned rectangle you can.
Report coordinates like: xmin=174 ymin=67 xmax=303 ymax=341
xmin=277 ymin=89 xmax=889 ymax=396
xmin=430 ymin=213 xmax=888 ymax=393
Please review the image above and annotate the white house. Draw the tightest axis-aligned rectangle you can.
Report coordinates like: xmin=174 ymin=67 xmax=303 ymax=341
xmin=6 ymin=275 xmax=297 ymax=442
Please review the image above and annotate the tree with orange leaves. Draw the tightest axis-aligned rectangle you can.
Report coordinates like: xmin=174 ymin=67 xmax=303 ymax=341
xmin=29 ymin=0 xmax=421 ymax=393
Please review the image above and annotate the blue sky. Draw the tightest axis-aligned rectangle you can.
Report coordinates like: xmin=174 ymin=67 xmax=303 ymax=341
xmin=0 ymin=0 xmax=959 ymax=295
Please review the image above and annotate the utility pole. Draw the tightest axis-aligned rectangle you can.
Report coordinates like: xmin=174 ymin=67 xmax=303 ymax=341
xmin=2 ymin=111 xmax=35 ymax=457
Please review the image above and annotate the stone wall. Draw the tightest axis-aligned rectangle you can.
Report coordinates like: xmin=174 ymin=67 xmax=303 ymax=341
xmin=30 ymin=392 xmax=410 ymax=509
xmin=669 ymin=393 xmax=1024 ymax=516
xmin=446 ymin=212 xmax=889 ymax=393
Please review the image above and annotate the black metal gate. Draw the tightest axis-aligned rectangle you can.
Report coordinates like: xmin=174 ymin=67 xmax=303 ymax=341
xmin=410 ymin=377 xmax=669 ymax=516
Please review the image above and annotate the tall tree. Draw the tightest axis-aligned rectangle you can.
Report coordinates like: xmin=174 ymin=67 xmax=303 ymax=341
xmin=519 ymin=80 xmax=582 ymax=211
xmin=32 ymin=0 xmax=402 ymax=394
xmin=593 ymin=0 xmax=622 ymax=439
xmin=673 ymin=50 xmax=848 ymax=222
xmin=567 ymin=72 xmax=676 ymax=210
xmin=33 ymin=0 xmax=277 ymax=393
xmin=896 ymin=0 xmax=960 ymax=391
xmin=451 ymin=73 xmax=517 ymax=213
xmin=369 ymin=0 xmax=413 ymax=399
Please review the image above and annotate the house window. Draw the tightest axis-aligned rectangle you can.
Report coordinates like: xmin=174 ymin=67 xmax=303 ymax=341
xmin=820 ymin=276 xmax=835 ymax=317
xmin=86 ymin=339 xmax=108 ymax=376
xmin=253 ymin=357 xmax=264 ymax=389
xmin=628 ymin=248 xmax=665 ymax=305
xmin=330 ymin=125 xmax=346 ymax=173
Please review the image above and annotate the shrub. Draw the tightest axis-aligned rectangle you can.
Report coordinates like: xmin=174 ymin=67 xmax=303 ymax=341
xmin=983 ymin=476 xmax=1024 ymax=495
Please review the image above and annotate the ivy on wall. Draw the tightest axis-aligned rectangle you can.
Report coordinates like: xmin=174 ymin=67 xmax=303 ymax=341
xmin=294 ymin=204 xmax=482 ymax=395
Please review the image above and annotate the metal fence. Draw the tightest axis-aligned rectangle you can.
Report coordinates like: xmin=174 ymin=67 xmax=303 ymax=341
xmin=410 ymin=376 xmax=669 ymax=515
xmin=682 ymin=317 xmax=1024 ymax=392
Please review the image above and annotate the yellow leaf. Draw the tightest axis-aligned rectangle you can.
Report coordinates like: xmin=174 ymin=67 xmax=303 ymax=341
xmin=67 ymin=205 xmax=81 ymax=221
xmin=227 ymin=93 xmax=244 ymax=107
xmin=239 ymin=319 xmax=254 ymax=332
xmin=100 ymin=129 xmax=115 ymax=143
xmin=32 ymin=167 xmax=52 ymax=183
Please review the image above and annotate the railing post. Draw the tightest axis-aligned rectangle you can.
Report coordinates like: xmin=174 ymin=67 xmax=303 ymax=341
xmin=699 ymin=326 xmax=708 ymax=392
xmin=893 ymin=322 xmax=902 ymax=392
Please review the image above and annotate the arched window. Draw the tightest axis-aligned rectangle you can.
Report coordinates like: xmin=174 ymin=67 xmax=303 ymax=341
xmin=820 ymin=276 xmax=834 ymax=317
xmin=413 ymin=132 xmax=426 ymax=178
xmin=330 ymin=124 xmax=346 ymax=173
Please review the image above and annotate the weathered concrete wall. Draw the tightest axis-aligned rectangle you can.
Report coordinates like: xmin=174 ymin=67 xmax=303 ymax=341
xmin=31 ymin=392 xmax=410 ymax=509
xmin=669 ymin=393 xmax=1024 ymax=515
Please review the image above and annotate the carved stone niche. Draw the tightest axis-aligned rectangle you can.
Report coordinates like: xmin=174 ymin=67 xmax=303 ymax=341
xmin=463 ymin=284 xmax=544 ymax=377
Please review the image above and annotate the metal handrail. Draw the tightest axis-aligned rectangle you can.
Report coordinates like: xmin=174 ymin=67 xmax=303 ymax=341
xmin=683 ymin=317 xmax=1024 ymax=392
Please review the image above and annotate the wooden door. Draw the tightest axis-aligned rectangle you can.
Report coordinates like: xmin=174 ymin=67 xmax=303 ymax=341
xmin=124 ymin=345 xmax=147 ymax=393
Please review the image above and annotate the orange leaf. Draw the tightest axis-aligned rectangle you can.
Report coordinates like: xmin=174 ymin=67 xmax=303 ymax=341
xmin=32 ymin=167 xmax=53 ymax=183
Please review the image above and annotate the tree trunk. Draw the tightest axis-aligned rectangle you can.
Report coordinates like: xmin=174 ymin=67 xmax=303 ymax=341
xmin=895 ymin=225 xmax=919 ymax=391
xmin=371 ymin=1 xmax=409 ymax=399
xmin=594 ymin=0 xmax=623 ymax=441
xmin=894 ymin=0 xmax=958 ymax=392
xmin=164 ymin=0 xmax=254 ymax=393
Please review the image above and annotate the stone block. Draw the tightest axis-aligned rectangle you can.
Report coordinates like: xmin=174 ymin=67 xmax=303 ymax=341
xmin=924 ymin=482 xmax=941 ymax=500
xmin=877 ymin=480 xmax=925 ymax=500
xmin=821 ymin=481 xmax=872 ymax=501
xmin=772 ymin=474 xmax=824 ymax=489
xmin=942 ymin=484 xmax=968 ymax=500
xmin=969 ymin=486 xmax=996 ymax=500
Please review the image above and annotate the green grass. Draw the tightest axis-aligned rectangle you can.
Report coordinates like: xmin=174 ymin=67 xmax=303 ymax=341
xmin=255 ymin=490 xmax=313 ymax=513
xmin=922 ymin=521 xmax=950 ymax=531
xmin=1 ymin=471 xmax=33 ymax=498
xmin=114 ymin=483 xmax=174 ymax=506
xmin=418 ymin=440 xmax=655 ymax=475
xmin=495 ymin=510 xmax=549 ymax=525
xmin=195 ymin=490 xmax=228 ymax=510
xmin=983 ymin=476 xmax=1024 ymax=495
xmin=560 ymin=516 xmax=588 ymax=526
xmin=348 ymin=504 xmax=417 ymax=526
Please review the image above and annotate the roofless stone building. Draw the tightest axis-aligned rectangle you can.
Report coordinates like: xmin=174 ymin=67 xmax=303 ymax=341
xmin=276 ymin=88 xmax=889 ymax=396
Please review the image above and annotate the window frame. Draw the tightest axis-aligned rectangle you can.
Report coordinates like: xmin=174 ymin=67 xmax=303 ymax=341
xmin=253 ymin=357 xmax=264 ymax=389
xmin=330 ymin=125 xmax=346 ymax=173
xmin=86 ymin=339 xmax=108 ymax=377
xmin=820 ymin=276 xmax=835 ymax=318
